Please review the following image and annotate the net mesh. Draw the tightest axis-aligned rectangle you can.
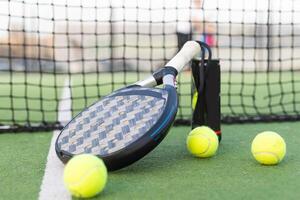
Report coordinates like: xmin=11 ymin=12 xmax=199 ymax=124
xmin=0 ymin=0 xmax=300 ymax=132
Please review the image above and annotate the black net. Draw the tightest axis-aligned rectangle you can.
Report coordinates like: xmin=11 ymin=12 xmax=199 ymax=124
xmin=0 ymin=0 xmax=300 ymax=132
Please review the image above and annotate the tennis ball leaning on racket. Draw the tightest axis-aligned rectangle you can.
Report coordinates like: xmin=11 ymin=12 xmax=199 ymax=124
xmin=186 ymin=126 xmax=219 ymax=158
xmin=251 ymin=131 xmax=286 ymax=165
xmin=63 ymin=154 xmax=107 ymax=198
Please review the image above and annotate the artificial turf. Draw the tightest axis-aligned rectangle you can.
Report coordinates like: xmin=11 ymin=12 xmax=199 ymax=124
xmin=1 ymin=71 xmax=300 ymax=200
xmin=89 ymin=122 xmax=300 ymax=200
xmin=1 ymin=122 xmax=300 ymax=200
xmin=0 ymin=132 xmax=52 ymax=200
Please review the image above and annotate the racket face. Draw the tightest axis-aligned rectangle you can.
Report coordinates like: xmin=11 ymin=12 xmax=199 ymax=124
xmin=55 ymin=85 xmax=178 ymax=170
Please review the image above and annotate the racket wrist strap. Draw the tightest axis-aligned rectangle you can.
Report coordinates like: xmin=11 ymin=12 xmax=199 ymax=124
xmin=163 ymin=66 xmax=178 ymax=77
xmin=152 ymin=67 xmax=178 ymax=86
xmin=153 ymin=68 xmax=164 ymax=85
xmin=162 ymin=67 xmax=178 ymax=87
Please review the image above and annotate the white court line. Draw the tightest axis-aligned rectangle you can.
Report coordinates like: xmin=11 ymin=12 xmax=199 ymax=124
xmin=39 ymin=78 xmax=72 ymax=200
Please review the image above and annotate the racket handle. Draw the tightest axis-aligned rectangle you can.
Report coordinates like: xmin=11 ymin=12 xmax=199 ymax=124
xmin=165 ymin=41 xmax=201 ymax=73
xmin=135 ymin=41 xmax=201 ymax=87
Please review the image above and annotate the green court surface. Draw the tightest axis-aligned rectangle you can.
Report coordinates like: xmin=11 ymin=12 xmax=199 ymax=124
xmin=0 ymin=122 xmax=300 ymax=200
xmin=0 ymin=132 xmax=52 ymax=200
xmin=1 ymin=71 xmax=300 ymax=199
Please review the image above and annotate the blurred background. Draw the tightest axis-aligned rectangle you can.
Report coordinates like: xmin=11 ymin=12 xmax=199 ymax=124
xmin=1 ymin=0 xmax=300 ymax=130
xmin=1 ymin=0 xmax=299 ymax=73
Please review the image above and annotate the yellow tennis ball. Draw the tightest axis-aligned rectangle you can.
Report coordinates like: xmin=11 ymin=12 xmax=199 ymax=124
xmin=251 ymin=131 xmax=286 ymax=165
xmin=63 ymin=154 xmax=107 ymax=198
xmin=192 ymin=91 xmax=198 ymax=110
xmin=186 ymin=126 xmax=219 ymax=158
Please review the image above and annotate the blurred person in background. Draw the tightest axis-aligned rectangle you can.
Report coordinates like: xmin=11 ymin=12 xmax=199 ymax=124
xmin=177 ymin=0 xmax=216 ymax=51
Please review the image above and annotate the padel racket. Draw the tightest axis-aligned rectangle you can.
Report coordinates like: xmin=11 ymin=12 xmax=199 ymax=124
xmin=55 ymin=41 xmax=202 ymax=171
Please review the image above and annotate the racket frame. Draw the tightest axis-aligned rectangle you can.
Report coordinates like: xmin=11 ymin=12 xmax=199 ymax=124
xmin=55 ymin=41 xmax=202 ymax=170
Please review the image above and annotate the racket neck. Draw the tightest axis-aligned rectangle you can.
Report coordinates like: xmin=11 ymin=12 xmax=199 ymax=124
xmin=135 ymin=76 xmax=157 ymax=87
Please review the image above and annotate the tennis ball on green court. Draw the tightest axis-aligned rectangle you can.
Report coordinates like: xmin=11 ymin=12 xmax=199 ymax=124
xmin=251 ymin=131 xmax=286 ymax=165
xmin=192 ymin=91 xmax=198 ymax=110
xmin=186 ymin=126 xmax=219 ymax=158
xmin=63 ymin=154 xmax=107 ymax=198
